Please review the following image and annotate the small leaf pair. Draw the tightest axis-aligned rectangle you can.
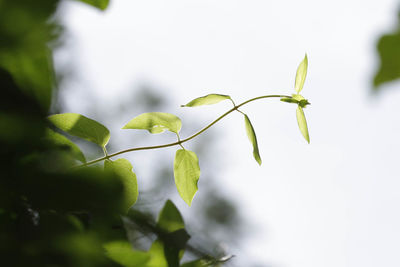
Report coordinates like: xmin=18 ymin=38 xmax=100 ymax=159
xmin=281 ymin=54 xmax=311 ymax=143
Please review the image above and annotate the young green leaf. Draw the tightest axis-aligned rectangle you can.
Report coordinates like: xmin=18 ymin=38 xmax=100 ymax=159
xmin=296 ymin=106 xmax=310 ymax=143
xmin=181 ymin=260 xmax=207 ymax=267
xmin=44 ymin=128 xmax=86 ymax=163
xmin=104 ymin=241 xmax=150 ymax=267
xmin=157 ymin=200 xmax=185 ymax=232
xmin=48 ymin=113 xmax=110 ymax=148
xmin=104 ymin=159 xmax=139 ymax=212
xmin=173 ymin=149 xmax=200 ymax=206
xmin=181 ymin=94 xmax=232 ymax=107
xmin=244 ymin=114 xmax=262 ymax=165
xmin=122 ymin=112 xmax=182 ymax=134
xmin=75 ymin=0 xmax=110 ymax=11
xmin=295 ymin=54 xmax=308 ymax=93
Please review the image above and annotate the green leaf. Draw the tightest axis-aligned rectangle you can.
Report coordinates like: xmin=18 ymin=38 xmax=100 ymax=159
xmin=44 ymin=128 xmax=86 ymax=163
xmin=157 ymin=200 xmax=185 ymax=232
xmin=173 ymin=149 xmax=200 ymax=206
xmin=122 ymin=112 xmax=182 ymax=134
xmin=181 ymin=260 xmax=207 ymax=267
xmin=104 ymin=159 xmax=139 ymax=212
xmin=296 ymin=106 xmax=310 ymax=143
xmin=74 ymin=0 xmax=110 ymax=10
xmin=374 ymin=32 xmax=400 ymax=88
xmin=48 ymin=113 xmax=110 ymax=148
xmin=181 ymin=94 xmax=232 ymax=107
xmin=147 ymin=240 xmax=168 ymax=267
xmin=104 ymin=241 xmax=150 ymax=267
xmin=295 ymin=54 xmax=308 ymax=93
xmin=244 ymin=115 xmax=262 ymax=165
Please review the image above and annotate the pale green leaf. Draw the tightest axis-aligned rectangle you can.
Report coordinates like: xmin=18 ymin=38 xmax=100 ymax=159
xmin=181 ymin=94 xmax=231 ymax=107
xmin=173 ymin=149 xmax=200 ymax=206
xmin=157 ymin=200 xmax=185 ymax=232
xmin=296 ymin=106 xmax=310 ymax=143
xmin=244 ymin=115 xmax=262 ymax=165
xmin=74 ymin=0 xmax=110 ymax=10
xmin=122 ymin=112 xmax=182 ymax=134
xmin=104 ymin=159 xmax=139 ymax=212
xmin=295 ymin=54 xmax=308 ymax=93
xmin=48 ymin=113 xmax=110 ymax=148
xmin=44 ymin=128 xmax=86 ymax=163
xmin=104 ymin=241 xmax=150 ymax=267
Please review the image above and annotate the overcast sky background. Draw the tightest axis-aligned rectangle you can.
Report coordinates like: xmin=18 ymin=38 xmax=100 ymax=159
xmin=56 ymin=1 xmax=400 ymax=266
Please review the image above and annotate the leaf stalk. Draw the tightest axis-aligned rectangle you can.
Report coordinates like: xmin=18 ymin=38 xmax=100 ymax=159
xmin=77 ymin=94 xmax=291 ymax=167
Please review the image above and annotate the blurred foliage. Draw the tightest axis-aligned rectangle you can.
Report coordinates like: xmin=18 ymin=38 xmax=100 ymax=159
xmin=0 ymin=0 xmax=239 ymax=266
xmin=374 ymin=10 xmax=400 ymax=89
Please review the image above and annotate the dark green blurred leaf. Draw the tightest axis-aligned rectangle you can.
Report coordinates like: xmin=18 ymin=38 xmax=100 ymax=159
xmin=123 ymin=112 xmax=182 ymax=134
xmin=181 ymin=260 xmax=207 ymax=267
xmin=104 ymin=159 xmax=139 ymax=213
xmin=181 ymin=94 xmax=232 ymax=107
xmin=48 ymin=113 xmax=110 ymax=148
xmin=104 ymin=241 xmax=150 ymax=267
xmin=174 ymin=149 xmax=200 ymax=206
xmin=74 ymin=0 xmax=110 ymax=10
xmin=0 ymin=0 xmax=60 ymax=111
xmin=374 ymin=31 xmax=400 ymax=88
xmin=44 ymin=128 xmax=86 ymax=163
xmin=243 ymin=114 xmax=262 ymax=165
xmin=157 ymin=200 xmax=185 ymax=232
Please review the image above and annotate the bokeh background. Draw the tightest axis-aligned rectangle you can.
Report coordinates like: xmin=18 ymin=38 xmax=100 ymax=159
xmin=3 ymin=0 xmax=400 ymax=266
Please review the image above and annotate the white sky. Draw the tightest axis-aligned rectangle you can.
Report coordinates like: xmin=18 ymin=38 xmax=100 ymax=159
xmin=57 ymin=0 xmax=400 ymax=266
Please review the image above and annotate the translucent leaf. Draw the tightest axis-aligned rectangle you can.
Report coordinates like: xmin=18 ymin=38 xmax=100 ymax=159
xmin=295 ymin=54 xmax=308 ymax=93
xmin=296 ymin=106 xmax=310 ymax=143
xmin=75 ymin=0 xmax=110 ymax=10
xmin=122 ymin=112 xmax=182 ymax=134
xmin=181 ymin=94 xmax=231 ymax=107
xmin=244 ymin=115 xmax=262 ymax=165
xmin=104 ymin=241 xmax=150 ymax=267
xmin=157 ymin=200 xmax=185 ymax=232
xmin=173 ymin=149 xmax=200 ymax=206
xmin=44 ymin=128 xmax=86 ymax=163
xmin=104 ymin=159 xmax=139 ymax=212
xmin=48 ymin=113 xmax=110 ymax=148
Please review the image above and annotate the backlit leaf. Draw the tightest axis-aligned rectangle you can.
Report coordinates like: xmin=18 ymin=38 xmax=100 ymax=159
xmin=48 ymin=113 xmax=110 ymax=148
xmin=244 ymin=114 xmax=262 ymax=165
xmin=181 ymin=94 xmax=231 ymax=107
xmin=296 ymin=106 xmax=310 ymax=143
xmin=74 ymin=0 xmax=110 ymax=10
xmin=104 ymin=241 xmax=150 ymax=267
xmin=173 ymin=149 xmax=200 ymax=206
xmin=295 ymin=54 xmax=308 ymax=93
xmin=44 ymin=128 xmax=86 ymax=163
xmin=104 ymin=159 xmax=139 ymax=212
xmin=122 ymin=112 xmax=182 ymax=134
